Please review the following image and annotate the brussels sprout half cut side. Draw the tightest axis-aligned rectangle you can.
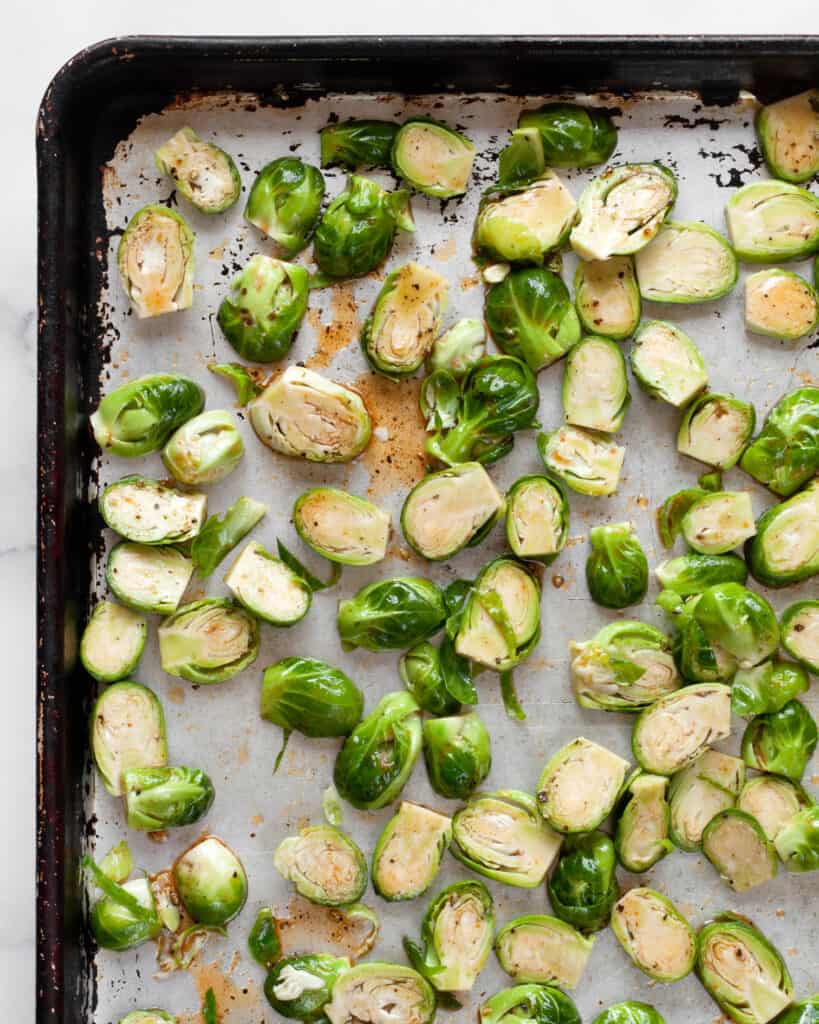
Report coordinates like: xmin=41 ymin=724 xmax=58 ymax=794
xmin=505 ymin=475 xmax=569 ymax=565
xmin=757 ymin=90 xmax=819 ymax=183
xmin=423 ymin=713 xmax=491 ymax=801
xmin=275 ymin=825 xmax=368 ymax=907
xmin=118 ymin=1013 xmax=177 ymax=1024
xmin=738 ymin=774 xmax=811 ymax=842
xmin=537 ymin=426 xmax=625 ymax=497
xmin=632 ymin=683 xmax=731 ymax=775
xmin=630 ymin=321 xmax=708 ymax=407
xmin=677 ymin=393 xmax=756 ymax=470
xmin=91 ymin=374 xmax=205 ymax=458
xmin=494 ymin=915 xmax=593 ymax=989
xmin=80 ymin=601 xmax=147 ymax=683
xmin=224 ymin=542 xmax=312 ymax=627
xmin=610 ymin=888 xmax=696 ymax=982
xmin=585 ymin=522 xmax=648 ymax=609
xmin=324 ymin=962 xmax=436 ymax=1024
xmin=781 ymin=600 xmax=819 ymax=675
xmin=745 ymin=269 xmax=819 ymax=341
xmin=250 ymin=366 xmax=372 ymax=463
xmin=681 ymin=492 xmax=757 ymax=555
xmin=726 ymin=180 xmax=819 ymax=262
xmin=615 ymin=772 xmax=673 ymax=872
xmin=264 ymin=953 xmax=351 ymax=1022
xmin=479 ymin=983 xmax=581 ymax=1024
xmin=392 ymin=119 xmax=475 ymax=198
xmin=574 ymin=256 xmax=641 ymax=340
xmin=372 ymin=801 xmax=452 ymax=901
xmin=337 ymin=578 xmax=446 ymax=652
xmin=320 ymin=119 xmax=399 ymax=169
xmin=117 ymin=205 xmax=194 ymax=318
xmin=740 ymin=386 xmax=819 ymax=497
xmin=90 ymin=681 xmax=168 ymax=796
xmin=655 ymin=553 xmax=748 ymax=595
xmin=294 ymin=488 xmax=390 ymax=566
xmin=159 ymin=598 xmax=259 ymax=684
xmin=562 ymin=336 xmax=631 ymax=433
xmin=774 ymin=804 xmax=819 ymax=872
xmin=546 ymin=830 xmax=619 ymax=934
xmin=634 ymin=222 xmax=738 ymax=303
xmin=747 ymin=480 xmax=819 ymax=588
xmin=702 ymin=809 xmax=778 ymax=892
xmin=172 ymin=835 xmax=248 ymax=926
xmin=536 ymin=737 xmax=630 ymax=834
xmin=106 ymin=542 xmax=193 ymax=615
xmin=667 ymin=750 xmax=745 ymax=852
xmin=741 ymin=699 xmax=818 ymax=781
xmin=123 ymin=765 xmax=215 ymax=832
xmin=162 ymin=410 xmax=244 ymax=487
xmin=517 ymin=103 xmax=617 ymax=169
xmin=99 ymin=476 xmax=206 ymax=546
xmin=244 ymin=157 xmax=325 ymax=255
xmin=155 ymin=127 xmax=241 ymax=213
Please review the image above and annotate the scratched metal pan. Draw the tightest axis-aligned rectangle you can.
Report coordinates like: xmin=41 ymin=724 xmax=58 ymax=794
xmin=37 ymin=37 xmax=819 ymax=1024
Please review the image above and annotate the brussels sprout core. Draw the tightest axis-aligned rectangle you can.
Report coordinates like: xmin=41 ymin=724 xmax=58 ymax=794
xmin=505 ymin=476 xmax=569 ymax=564
xmin=574 ymin=256 xmax=641 ymax=340
xmin=155 ymin=127 xmax=241 ymax=213
xmin=668 ymin=750 xmax=745 ymax=851
xmin=632 ymin=684 xmax=731 ymax=775
xmin=172 ymin=836 xmax=248 ymax=926
xmin=275 ymin=825 xmax=368 ymax=906
xmin=91 ymin=681 xmax=167 ymax=796
xmin=158 ymin=598 xmax=259 ymax=683
xmin=563 ymin=337 xmax=630 ymax=433
xmin=294 ymin=488 xmax=390 ymax=566
xmin=474 ymin=173 xmax=578 ymax=265
xmin=635 ymin=222 xmax=738 ymax=303
xmin=610 ymin=888 xmax=695 ymax=982
xmin=372 ymin=802 xmax=452 ymax=901
xmin=681 ymin=492 xmax=756 ymax=555
xmin=630 ymin=321 xmax=708 ymax=407
xmin=537 ymin=737 xmax=630 ymax=834
xmin=781 ymin=600 xmax=819 ymax=674
xmin=537 ymin=426 xmax=625 ymax=497
xmin=324 ymin=962 xmax=436 ymax=1024
xmin=745 ymin=269 xmax=819 ymax=340
xmin=677 ymin=393 xmax=756 ymax=470
xmin=162 ymin=410 xmax=244 ymax=486
xmin=392 ymin=119 xmax=476 ymax=198
xmin=80 ymin=601 xmax=147 ymax=683
xmin=117 ymin=205 xmax=194 ymax=318
xmin=726 ymin=180 xmax=819 ymax=262
xmin=224 ymin=542 xmax=311 ymax=626
xmin=702 ymin=809 xmax=778 ymax=891
xmin=757 ymin=90 xmax=819 ymax=183
xmin=494 ymin=915 xmax=593 ymax=989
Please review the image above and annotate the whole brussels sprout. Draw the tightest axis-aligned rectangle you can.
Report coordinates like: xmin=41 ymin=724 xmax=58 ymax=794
xmin=89 ymin=872 xmax=162 ymax=951
xmin=745 ymin=269 xmax=819 ymax=341
xmin=537 ymin=426 xmax=625 ymax=497
xmin=574 ymin=256 xmax=641 ymax=341
xmin=740 ymin=387 xmax=819 ymax=497
xmin=90 ymin=681 xmax=167 ymax=796
xmin=702 ymin=808 xmax=778 ymax=892
xmin=80 ymin=600 xmax=146 ymax=683
xmin=162 ymin=410 xmax=244 ymax=486
xmin=593 ymin=1004 xmax=665 ymax=1024
xmin=747 ymin=480 xmax=819 ymax=588
xmin=324 ymin=962 xmax=435 ymax=1024
xmin=274 ymin=825 xmax=368 ymax=906
xmin=780 ymin=600 xmax=819 ymax=675
xmin=428 ymin=319 xmax=486 ymax=378
xmin=677 ymin=393 xmax=756 ymax=470
xmin=494 ymin=915 xmax=593 ymax=989
xmin=775 ymin=804 xmax=819 ymax=872
xmin=480 ymin=984 xmax=580 ymax=1024
xmin=630 ymin=320 xmax=708 ymax=407
xmin=392 ymin=118 xmax=475 ymax=198
xmin=615 ymin=772 xmax=673 ymax=872
xmin=372 ymin=801 xmax=452 ymax=901
xmin=117 ymin=205 xmax=194 ymax=318
xmin=635 ymin=222 xmax=738 ymax=304
xmin=632 ymin=683 xmax=731 ymax=775
xmin=668 ymin=750 xmax=745 ymax=852
xmin=547 ymin=831 xmax=618 ymax=934
xmin=91 ymin=374 xmax=205 ymax=458
xmin=158 ymin=598 xmax=259 ymax=684
xmin=693 ymin=582 xmax=780 ymax=668
xmin=244 ymin=156 xmax=325 ymax=254
xmin=264 ymin=953 xmax=350 ymax=1021
xmin=191 ymin=496 xmax=267 ymax=578
xmin=537 ymin=737 xmax=630 ymax=834
xmin=741 ymin=699 xmax=818 ymax=780
xmin=172 ymin=835 xmax=247 ymax=926
xmin=726 ymin=180 xmax=819 ymax=262
xmin=731 ymin=660 xmax=809 ymax=717
xmin=399 ymin=641 xmax=460 ymax=717
xmin=611 ymin=887 xmax=696 ymax=982
xmin=756 ymin=90 xmax=819 ymax=183
xmin=123 ymin=765 xmax=214 ymax=831
xmin=505 ymin=475 xmax=569 ymax=565
xmin=155 ymin=127 xmax=240 ymax=213
xmin=517 ymin=103 xmax=617 ymax=168
xmin=655 ymin=553 xmax=747 ymax=595
xmin=585 ymin=522 xmax=647 ymax=609
xmin=320 ymin=119 xmax=398 ymax=169
xmin=738 ymin=774 xmax=810 ymax=842
xmin=423 ymin=712 xmax=491 ymax=800
xmin=563 ymin=336 xmax=630 ymax=433
xmin=337 ymin=577 xmax=445 ymax=652
xmin=775 ymin=997 xmax=819 ymax=1024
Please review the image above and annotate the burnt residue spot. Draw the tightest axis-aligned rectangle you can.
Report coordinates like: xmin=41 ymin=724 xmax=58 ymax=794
xmin=701 ymin=141 xmax=764 ymax=188
xmin=663 ymin=113 xmax=729 ymax=131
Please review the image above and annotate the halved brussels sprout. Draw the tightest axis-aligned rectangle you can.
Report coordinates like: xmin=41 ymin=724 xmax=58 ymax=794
xmin=155 ymin=127 xmax=240 ymax=213
xmin=455 ymin=558 xmax=541 ymax=672
xmin=250 ymin=366 xmax=371 ymax=463
xmin=518 ymin=103 xmax=617 ymax=169
xmin=324 ymin=962 xmax=436 ymax=1024
xmin=610 ymin=888 xmax=695 ymax=982
xmin=158 ymin=598 xmax=259 ymax=683
xmin=162 ymin=410 xmax=243 ymax=486
xmin=275 ymin=825 xmax=368 ymax=907
xmin=91 ymin=374 xmax=205 ymax=458
xmin=574 ymin=256 xmax=641 ymax=340
xmin=775 ymin=997 xmax=819 ymax=1024
xmin=757 ymin=90 xmax=819 ymax=183
xmin=294 ymin=488 xmax=390 ymax=567
xmin=781 ymin=600 xmax=819 ymax=674
xmin=392 ymin=119 xmax=475 ymax=198
xmin=702 ymin=808 xmax=778 ymax=891
xmin=428 ymin=319 xmax=486 ymax=378
xmin=571 ymin=621 xmax=681 ymax=713
xmin=99 ymin=475 xmax=206 ymax=545
xmin=745 ymin=268 xmax=819 ymax=341
xmin=656 ymin=553 xmax=747 ymax=595
xmin=361 ymin=262 xmax=448 ymax=378
xmin=694 ymin=583 xmax=780 ymax=668
xmin=537 ymin=426 xmax=625 ymax=497
xmin=118 ymin=1013 xmax=176 ymax=1024
xmin=338 ymin=578 xmax=445 ymax=652
xmin=90 ymin=681 xmax=167 ymax=796
xmin=494 ymin=915 xmax=593 ymax=989
xmin=223 ymin=542 xmax=311 ymax=626
xmin=668 ymin=749 xmax=745 ymax=852
xmin=401 ymin=463 xmax=504 ymax=561
xmin=615 ymin=772 xmax=673 ymax=872
xmin=741 ymin=699 xmax=818 ymax=780
xmin=697 ymin=913 xmax=794 ymax=1024
xmin=537 ymin=737 xmax=630 ymax=834
xmin=635 ymin=222 xmax=738 ymax=303
xmin=585 ymin=522 xmax=647 ymax=609
xmin=90 ymin=874 xmax=162 ymax=951
xmin=80 ymin=601 xmax=146 ymax=683
xmin=423 ymin=713 xmax=491 ymax=801
xmin=123 ymin=765 xmax=214 ymax=831
xmin=738 ymin=774 xmax=810 ymax=842
xmin=191 ymin=496 xmax=267 ymax=578
xmin=505 ymin=475 xmax=569 ymax=565
xmin=117 ymin=205 xmax=194 ymax=318
xmin=774 ymin=804 xmax=819 ymax=872
xmin=474 ymin=173 xmax=578 ymax=265
xmin=321 ymin=119 xmax=399 ymax=169
xmin=172 ymin=835 xmax=247 ymax=926
xmin=547 ymin=830 xmax=618 ymax=934
xmin=107 ymin=541 xmax=193 ymax=615
xmin=480 ymin=983 xmax=581 ymax=1024
xmin=747 ymin=479 xmax=819 ymax=588
xmin=656 ymin=486 xmax=708 ymax=548
xmin=562 ymin=336 xmax=630 ymax=433
xmin=740 ymin=387 xmax=819 ymax=497
xmin=678 ymin=393 xmax=756 ymax=470
xmin=632 ymin=683 xmax=731 ymax=775
xmin=726 ymin=180 xmax=819 ymax=262
xmin=732 ymin=660 xmax=810 ymax=717
xmin=592 ymin=1004 xmax=664 ymax=1024
xmin=630 ymin=320 xmax=708 ymax=407
xmin=681 ymin=492 xmax=756 ymax=555
xmin=570 ymin=163 xmax=677 ymax=262
xmin=245 ymin=157 xmax=324 ymax=254
xmin=333 ymin=691 xmax=422 ymax=809
xmin=399 ymin=642 xmax=460 ymax=717
xmin=372 ymin=802 xmax=452 ymax=901
xmin=264 ymin=953 xmax=350 ymax=1021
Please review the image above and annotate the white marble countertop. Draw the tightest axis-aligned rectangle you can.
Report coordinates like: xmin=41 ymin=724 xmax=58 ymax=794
xmin=6 ymin=6 xmax=819 ymax=1019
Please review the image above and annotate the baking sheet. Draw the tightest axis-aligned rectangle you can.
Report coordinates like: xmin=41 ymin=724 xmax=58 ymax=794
xmin=92 ymin=89 xmax=818 ymax=1024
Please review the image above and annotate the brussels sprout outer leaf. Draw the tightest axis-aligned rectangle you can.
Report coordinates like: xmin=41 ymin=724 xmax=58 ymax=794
xmin=191 ymin=497 xmax=267 ymax=578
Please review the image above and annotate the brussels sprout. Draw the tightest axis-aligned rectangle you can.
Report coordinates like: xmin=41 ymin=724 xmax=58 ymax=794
xmin=244 ymin=156 xmax=324 ymax=254
xmin=630 ymin=320 xmax=708 ymax=407
xmin=222 ymin=542 xmax=310 ymax=626
xmin=747 ymin=480 xmax=819 ymax=588
xmin=173 ymin=835 xmax=247 ymax=925
xmin=123 ymin=765 xmax=214 ymax=831
xmin=275 ymin=825 xmax=367 ymax=907
xmin=426 ymin=356 xmax=540 ymax=467
xmin=474 ymin=173 xmax=578 ymax=266
xmin=98 ymin=840 xmax=133 ymax=884
xmin=592 ymin=1004 xmax=664 ymax=1024
xmin=80 ymin=601 xmax=146 ymax=683
xmin=314 ymin=175 xmax=414 ymax=281
xmin=324 ymin=962 xmax=436 ymax=1024
xmin=505 ymin=476 xmax=569 ymax=565
xmin=103 ymin=486 xmax=205 ymax=562
xmin=731 ymin=660 xmax=810 ymax=717
xmin=656 ymin=486 xmax=708 ymax=548
xmin=91 ymin=374 xmax=205 ymax=457
xmin=570 ymin=163 xmax=677 ymax=262
xmin=696 ymin=913 xmax=794 ymax=1024
xmin=155 ymin=127 xmax=240 ymax=213
xmin=655 ymin=553 xmax=747 ymax=596
xmin=90 ymin=681 xmax=167 ymax=796
xmin=585 ymin=523 xmax=647 ymax=609
xmin=667 ymin=750 xmax=745 ymax=852
xmin=428 ymin=319 xmax=486 ymax=378
xmin=191 ymin=496 xmax=267 ymax=578
xmin=248 ymin=905 xmax=282 ymax=968
xmin=372 ymin=802 xmax=452 ymax=901
xmin=775 ymin=997 xmax=819 ymax=1024
xmin=562 ymin=336 xmax=630 ymax=433
xmin=399 ymin=642 xmax=460 ymax=717
xmin=89 ymin=874 xmax=162 ymax=951
xmin=117 ymin=205 xmax=194 ymax=318
xmin=781 ymin=600 xmax=819 ymax=674
xmin=423 ymin=713 xmax=491 ymax=801
xmin=391 ymin=118 xmax=475 ymax=198
xmin=264 ymin=953 xmax=350 ymax=1021
xmin=162 ymin=410 xmax=243 ymax=487
xmin=610 ymin=888 xmax=696 ymax=982
xmin=694 ymin=583 xmax=780 ymax=668
xmin=401 ymin=463 xmax=504 ymax=561
xmin=632 ymin=683 xmax=731 ymax=775
xmin=738 ymin=774 xmax=811 ymax=842
xmin=250 ymin=365 xmax=371 ymax=463
xmin=537 ymin=426 xmax=625 ymax=497
xmin=293 ymin=488 xmax=389 ymax=567
xmin=118 ymin=1013 xmax=176 ymax=1024
xmin=420 ymin=369 xmax=460 ymax=432
xmin=333 ymin=691 xmax=422 ymax=809
xmin=547 ymin=830 xmax=618 ymax=934
xmin=498 ymin=127 xmax=546 ymax=186
xmin=635 ymin=222 xmax=738 ymax=303
xmin=574 ymin=256 xmax=641 ymax=340
xmin=740 ymin=387 xmax=819 ymax=497
xmin=741 ymin=699 xmax=818 ymax=780
xmin=337 ymin=578 xmax=445 ymax=652
xmin=158 ymin=598 xmax=259 ymax=683
xmin=678 ymin=393 xmax=756 ymax=470
xmin=537 ymin=737 xmax=630 ymax=834
xmin=744 ymin=268 xmax=819 ymax=341
xmin=726 ymin=180 xmax=819 ymax=262
xmin=484 ymin=268 xmax=581 ymax=372
xmin=455 ymin=558 xmax=540 ymax=672
xmin=615 ymin=772 xmax=673 ymax=872
xmin=480 ymin=983 xmax=581 ymax=1024
xmin=494 ymin=915 xmax=593 ymax=989
xmin=679 ymin=492 xmax=756 ymax=555
xmin=518 ymin=103 xmax=617 ymax=169
xmin=673 ymin=609 xmax=740 ymax=683
xmin=774 ymin=804 xmax=819 ymax=872
xmin=321 ymin=119 xmax=399 ymax=169
xmin=702 ymin=808 xmax=778 ymax=891
xmin=756 ymin=90 xmax=819 ymax=183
